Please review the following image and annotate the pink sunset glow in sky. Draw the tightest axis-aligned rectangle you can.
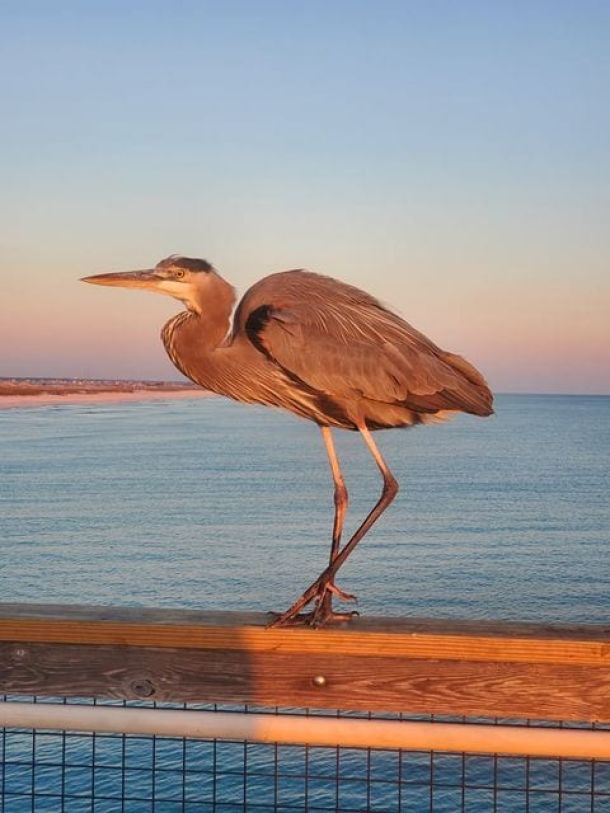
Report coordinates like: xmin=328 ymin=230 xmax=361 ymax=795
xmin=1 ymin=3 xmax=609 ymax=394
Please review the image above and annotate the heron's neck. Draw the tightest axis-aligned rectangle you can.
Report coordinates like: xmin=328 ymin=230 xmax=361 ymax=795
xmin=190 ymin=277 xmax=236 ymax=348
xmin=162 ymin=277 xmax=236 ymax=374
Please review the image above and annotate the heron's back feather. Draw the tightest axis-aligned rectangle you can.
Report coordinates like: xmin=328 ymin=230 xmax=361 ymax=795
xmin=236 ymin=270 xmax=493 ymax=425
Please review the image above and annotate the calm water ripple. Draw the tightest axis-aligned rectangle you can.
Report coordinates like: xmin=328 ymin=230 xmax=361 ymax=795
xmin=1 ymin=393 xmax=608 ymax=623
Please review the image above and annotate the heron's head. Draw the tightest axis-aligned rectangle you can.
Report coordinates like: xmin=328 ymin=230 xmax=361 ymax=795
xmin=81 ymin=255 xmax=224 ymax=313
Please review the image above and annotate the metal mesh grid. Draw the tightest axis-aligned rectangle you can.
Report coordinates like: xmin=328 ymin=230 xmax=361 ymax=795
xmin=1 ymin=697 xmax=609 ymax=812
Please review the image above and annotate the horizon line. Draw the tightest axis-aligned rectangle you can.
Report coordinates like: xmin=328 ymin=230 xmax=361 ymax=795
xmin=1 ymin=375 xmax=608 ymax=398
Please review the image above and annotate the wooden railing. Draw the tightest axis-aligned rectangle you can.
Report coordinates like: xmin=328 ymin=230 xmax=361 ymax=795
xmin=1 ymin=603 xmax=609 ymax=723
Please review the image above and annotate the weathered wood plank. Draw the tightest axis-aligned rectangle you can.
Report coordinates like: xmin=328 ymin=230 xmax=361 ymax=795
xmin=2 ymin=641 xmax=610 ymax=722
xmin=0 ymin=604 xmax=608 ymax=667
xmin=1 ymin=604 xmax=609 ymax=722
xmin=3 ymin=603 xmax=609 ymax=640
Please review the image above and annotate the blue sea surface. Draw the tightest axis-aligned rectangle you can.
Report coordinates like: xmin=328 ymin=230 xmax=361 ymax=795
xmin=1 ymin=394 xmax=609 ymax=813
xmin=1 ymin=394 xmax=608 ymax=622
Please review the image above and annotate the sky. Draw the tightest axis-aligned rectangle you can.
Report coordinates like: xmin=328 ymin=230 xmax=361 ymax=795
xmin=1 ymin=1 xmax=608 ymax=394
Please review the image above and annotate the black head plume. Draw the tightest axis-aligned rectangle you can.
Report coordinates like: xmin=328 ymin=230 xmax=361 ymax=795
xmin=157 ymin=255 xmax=213 ymax=273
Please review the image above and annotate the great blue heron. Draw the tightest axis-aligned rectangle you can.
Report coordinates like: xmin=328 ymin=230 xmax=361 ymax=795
xmin=82 ymin=256 xmax=493 ymax=627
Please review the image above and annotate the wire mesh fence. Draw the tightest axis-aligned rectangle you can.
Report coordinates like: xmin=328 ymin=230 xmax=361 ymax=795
xmin=1 ymin=696 xmax=609 ymax=813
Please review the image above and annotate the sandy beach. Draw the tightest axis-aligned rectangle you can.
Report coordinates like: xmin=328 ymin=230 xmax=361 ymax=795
xmin=0 ymin=390 xmax=211 ymax=410
xmin=0 ymin=379 xmax=211 ymax=410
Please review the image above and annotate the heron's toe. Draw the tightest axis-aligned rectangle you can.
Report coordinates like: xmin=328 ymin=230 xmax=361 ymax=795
xmin=311 ymin=607 xmax=359 ymax=628
xmin=326 ymin=581 xmax=358 ymax=603
xmin=267 ymin=610 xmax=316 ymax=628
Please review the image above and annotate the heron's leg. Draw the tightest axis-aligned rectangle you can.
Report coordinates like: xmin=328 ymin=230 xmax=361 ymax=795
xmin=266 ymin=428 xmax=354 ymax=629
xmin=270 ymin=424 xmax=398 ymax=627
xmin=319 ymin=427 xmax=356 ymax=607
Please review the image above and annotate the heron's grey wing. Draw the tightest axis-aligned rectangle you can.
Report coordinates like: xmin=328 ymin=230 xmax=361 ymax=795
xmin=245 ymin=299 xmax=493 ymax=416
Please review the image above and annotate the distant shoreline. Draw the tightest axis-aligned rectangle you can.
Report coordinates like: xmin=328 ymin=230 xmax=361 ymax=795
xmin=0 ymin=378 xmax=210 ymax=410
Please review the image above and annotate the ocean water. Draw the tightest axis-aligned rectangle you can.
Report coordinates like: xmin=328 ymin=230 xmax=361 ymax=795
xmin=1 ymin=394 xmax=608 ymax=622
xmin=1 ymin=394 xmax=609 ymax=813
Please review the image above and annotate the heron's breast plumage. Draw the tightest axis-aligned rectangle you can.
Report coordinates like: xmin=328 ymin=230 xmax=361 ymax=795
xmin=161 ymin=308 xmax=347 ymax=426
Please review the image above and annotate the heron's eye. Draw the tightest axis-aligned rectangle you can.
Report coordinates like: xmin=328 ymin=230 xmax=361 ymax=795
xmin=174 ymin=269 xmax=185 ymax=279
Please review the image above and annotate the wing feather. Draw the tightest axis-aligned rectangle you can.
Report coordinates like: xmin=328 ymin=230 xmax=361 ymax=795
xmin=238 ymin=270 xmax=493 ymax=417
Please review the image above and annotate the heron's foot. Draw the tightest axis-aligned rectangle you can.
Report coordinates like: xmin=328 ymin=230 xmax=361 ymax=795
xmin=309 ymin=597 xmax=359 ymax=629
xmin=267 ymin=606 xmax=359 ymax=629
xmin=267 ymin=576 xmax=358 ymax=628
xmin=266 ymin=610 xmax=318 ymax=626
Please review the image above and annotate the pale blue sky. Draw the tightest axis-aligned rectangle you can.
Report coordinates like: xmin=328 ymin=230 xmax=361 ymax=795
xmin=1 ymin=1 xmax=609 ymax=392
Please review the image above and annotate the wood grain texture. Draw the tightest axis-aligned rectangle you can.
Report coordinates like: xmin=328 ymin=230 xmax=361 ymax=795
xmin=0 ymin=604 xmax=609 ymax=666
xmin=1 ymin=605 xmax=609 ymax=722
xmin=2 ymin=641 xmax=610 ymax=722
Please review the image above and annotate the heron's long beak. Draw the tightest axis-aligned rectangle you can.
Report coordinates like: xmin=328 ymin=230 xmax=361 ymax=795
xmin=80 ymin=270 xmax=162 ymax=289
